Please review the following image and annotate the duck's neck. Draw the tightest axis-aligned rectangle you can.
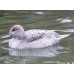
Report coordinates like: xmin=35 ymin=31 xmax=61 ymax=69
xmin=15 ymin=31 xmax=26 ymax=40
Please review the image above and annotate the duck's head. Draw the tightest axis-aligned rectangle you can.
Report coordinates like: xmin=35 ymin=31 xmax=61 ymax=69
xmin=2 ymin=25 xmax=25 ymax=39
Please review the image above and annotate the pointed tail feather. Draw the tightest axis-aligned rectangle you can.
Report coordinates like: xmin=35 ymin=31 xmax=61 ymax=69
xmin=59 ymin=34 xmax=71 ymax=40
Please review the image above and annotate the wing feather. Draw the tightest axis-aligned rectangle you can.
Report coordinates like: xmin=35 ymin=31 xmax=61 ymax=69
xmin=24 ymin=29 xmax=59 ymax=42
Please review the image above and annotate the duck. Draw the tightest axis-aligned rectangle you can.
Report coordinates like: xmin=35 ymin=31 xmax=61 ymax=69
xmin=2 ymin=25 xmax=71 ymax=49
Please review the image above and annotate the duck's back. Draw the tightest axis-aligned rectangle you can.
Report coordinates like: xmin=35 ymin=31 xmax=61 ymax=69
xmin=25 ymin=29 xmax=59 ymax=41
xmin=25 ymin=29 xmax=56 ymax=34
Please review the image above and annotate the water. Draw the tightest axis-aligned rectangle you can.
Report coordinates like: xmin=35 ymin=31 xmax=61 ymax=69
xmin=0 ymin=10 xmax=74 ymax=64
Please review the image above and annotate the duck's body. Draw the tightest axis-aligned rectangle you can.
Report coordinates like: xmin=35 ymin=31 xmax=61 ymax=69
xmin=2 ymin=25 xmax=70 ymax=49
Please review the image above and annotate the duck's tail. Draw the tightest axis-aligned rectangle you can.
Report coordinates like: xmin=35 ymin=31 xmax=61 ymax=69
xmin=59 ymin=34 xmax=71 ymax=40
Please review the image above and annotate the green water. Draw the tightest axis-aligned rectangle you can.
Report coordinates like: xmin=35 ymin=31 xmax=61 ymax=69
xmin=0 ymin=10 xmax=74 ymax=64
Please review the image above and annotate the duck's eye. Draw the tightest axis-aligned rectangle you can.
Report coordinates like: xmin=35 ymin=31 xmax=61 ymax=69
xmin=12 ymin=29 xmax=16 ymax=31
xmin=12 ymin=27 xmax=18 ymax=32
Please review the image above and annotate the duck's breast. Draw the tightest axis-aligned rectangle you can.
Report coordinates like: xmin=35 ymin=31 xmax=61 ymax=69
xmin=9 ymin=38 xmax=20 ymax=49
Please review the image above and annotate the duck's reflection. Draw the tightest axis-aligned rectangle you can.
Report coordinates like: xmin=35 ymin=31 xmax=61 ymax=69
xmin=7 ymin=45 xmax=64 ymax=57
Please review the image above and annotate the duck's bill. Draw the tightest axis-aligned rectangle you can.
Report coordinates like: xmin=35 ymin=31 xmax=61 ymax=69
xmin=1 ymin=34 xmax=11 ymax=39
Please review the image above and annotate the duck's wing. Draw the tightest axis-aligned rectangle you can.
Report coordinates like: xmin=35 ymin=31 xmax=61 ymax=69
xmin=25 ymin=29 xmax=55 ymax=42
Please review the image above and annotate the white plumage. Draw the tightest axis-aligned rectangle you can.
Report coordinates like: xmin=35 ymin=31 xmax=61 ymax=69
xmin=2 ymin=25 xmax=71 ymax=49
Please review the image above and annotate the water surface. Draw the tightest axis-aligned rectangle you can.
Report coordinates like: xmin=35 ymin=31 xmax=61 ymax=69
xmin=0 ymin=10 xmax=74 ymax=64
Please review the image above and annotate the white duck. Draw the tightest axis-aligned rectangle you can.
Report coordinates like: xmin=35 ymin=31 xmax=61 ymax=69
xmin=2 ymin=25 xmax=70 ymax=49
